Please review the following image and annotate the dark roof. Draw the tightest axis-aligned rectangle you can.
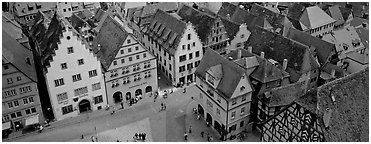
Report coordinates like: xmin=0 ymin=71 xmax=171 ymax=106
xmin=245 ymin=26 xmax=319 ymax=82
xmin=217 ymin=2 xmax=238 ymax=18
xmin=249 ymin=3 xmax=286 ymax=34
xmin=350 ymin=17 xmax=368 ymax=28
xmin=285 ymin=27 xmax=336 ymax=66
xmin=91 ymin=16 xmax=129 ymax=71
xmin=177 ymin=4 xmax=216 ymax=44
xmin=287 ymin=2 xmax=311 ymax=20
xmin=217 ymin=2 xmax=266 ymax=27
xmin=327 ymin=5 xmax=346 ymax=26
xmin=94 ymin=8 xmax=105 ymax=21
xmin=29 ymin=11 xmax=50 ymax=44
xmin=266 ymin=82 xmax=305 ymax=107
xmin=294 ymin=89 xmax=318 ymax=114
xmin=2 ymin=30 xmax=37 ymax=82
xmin=143 ymin=10 xmax=186 ymax=55
xmin=220 ymin=17 xmax=240 ymax=40
xmin=317 ymin=68 xmax=369 ymax=142
xmin=339 ymin=6 xmax=352 ymax=22
xmin=70 ymin=14 xmax=86 ymax=32
xmin=321 ymin=63 xmax=345 ymax=78
xmin=195 ymin=48 xmax=248 ymax=99
xmin=226 ymin=48 xmax=290 ymax=83
xmin=287 ymin=17 xmax=304 ymax=31
xmin=141 ymin=2 xmax=179 ymax=18
xmin=355 ymin=27 xmax=369 ymax=49
xmin=76 ymin=9 xmax=94 ymax=20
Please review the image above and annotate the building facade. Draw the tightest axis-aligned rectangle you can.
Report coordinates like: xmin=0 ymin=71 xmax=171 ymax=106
xmin=9 ymin=2 xmax=57 ymax=26
xmin=299 ymin=6 xmax=336 ymax=38
xmin=57 ymin=2 xmax=100 ymax=19
xmin=43 ymin=17 xmax=107 ymax=121
xmin=2 ymin=31 xmax=44 ymax=131
xmin=142 ymin=10 xmax=204 ymax=86
xmin=92 ymin=16 xmax=157 ymax=106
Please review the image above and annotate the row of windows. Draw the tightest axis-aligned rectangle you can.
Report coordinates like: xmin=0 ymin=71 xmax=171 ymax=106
xmin=112 ymin=71 xmax=152 ymax=87
xmin=6 ymin=76 xmax=23 ymax=84
xmin=309 ymin=23 xmax=334 ymax=34
xmin=229 ymin=120 xmax=245 ymax=133
xmin=57 ymin=83 xmax=101 ymax=102
xmin=60 ymin=59 xmax=85 ymax=70
xmin=54 ymin=69 xmax=97 ymax=87
xmin=113 ymin=53 xmax=147 ymax=66
xmin=7 ymin=97 xmax=34 ymax=109
xmin=179 ymin=51 xmax=200 ymax=62
xmin=178 ymin=61 xmax=200 ymax=73
xmin=182 ymin=42 xmax=196 ymax=50
xmin=119 ymin=45 xmax=139 ymax=55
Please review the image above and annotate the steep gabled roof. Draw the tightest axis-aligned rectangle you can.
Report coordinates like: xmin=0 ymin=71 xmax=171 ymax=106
xmin=177 ymin=4 xmax=216 ymax=44
xmin=2 ymin=30 xmax=38 ymax=82
xmin=29 ymin=11 xmax=51 ymax=44
xmin=285 ymin=27 xmax=336 ymax=67
xmin=249 ymin=3 xmax=286 ymax=34
xmin=266 ymin=82 xmax=305 ymax=107
xmin=220 ymin=17 xmax=240 ymax=40
xmin=320 ymin=63 xmax=345 ymax=79
xmin=91 ymin=16 xmax=129 ymax=71
xmin=355 ymin=27 xmax=368 ymax=49
xmin=141 ymin=2 xmax=179 ymax=18
xmin=317 ymin=68 xmax=368 ymax=142
xmin=195 ymin=48 xmax=247 ymax=99
xmin=300 ymin=6 xmax=336 ymax=29
xmin=70 ymin=14 xmax=87 ymax=31
xmin=217 ymin=2 xmax=237 ymax=18
xmin=327 ymin=5 xmax=345 ymax=26
xmin=143 ymin=10 xmax=186 ymax=55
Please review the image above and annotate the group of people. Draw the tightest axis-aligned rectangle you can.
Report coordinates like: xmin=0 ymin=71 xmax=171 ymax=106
xmin=200 ymin=131 xmax=213 ymax=142
xmin=129 ymin=95 xmax=142 ymax=106
xmin=160 ymin=103 xmax=167 ymax=111
xmin=133 ymin=132 xmax=147 ymax=141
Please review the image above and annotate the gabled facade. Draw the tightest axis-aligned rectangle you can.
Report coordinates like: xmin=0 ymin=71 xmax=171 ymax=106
xmin=224 ymin=23 xmax=251 ymax=53
xmin=41 ymin=15 xmax=107 ymax=121
xmin=91 ymin=16 xmax=157 ymax=106
xmin=195 ymin=48 xmax=254 ymax=140
xmin=2 ymin=30 xmax=44 ymax=131
xmin=9 ymin=2 xmax=57 ymax=26
xmin=142 ymin=10 xmax=203 ymax=86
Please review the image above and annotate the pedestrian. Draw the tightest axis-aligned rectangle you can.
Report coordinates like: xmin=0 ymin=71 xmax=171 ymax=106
xmin=164 ymin=104 xmax=167 ymax=110
xmin=111 ymin=107 xmax=116 ymax=115
xmin=143 ymin=133 xmax=146 ymax=141
xmin=96 ymin=136 xmax=98 ymax=142
xmin=91 ymin=136 xmax=95 ymax=142
xmin=189 ymin=125 xmax=192 ymax=133
xmin=39 ymin=125 xmax=43 ymax=133
xmin=184 ymin=132 xmax=188 ymax=140
xmin=135 ymin=133 xmax=138 ymax=139
xmin=120 ymin=101 xmax=124 ymax=109
xmin=207 ymin=136 xmax=210 ymax=142
xmin=183 ymin=87 xmax=186 ymax=93
xmin=210 ymin=136 xmax=213 ymax=141
xmin=197 ymin=114 xmax=201 ymax=120
xmin=138 ymin=133 xmax=142 ymax=140
xmin=117 ymin=140 xmax=120 ymax=142
xmin=201 ymin=131 xmax=204 ymax=138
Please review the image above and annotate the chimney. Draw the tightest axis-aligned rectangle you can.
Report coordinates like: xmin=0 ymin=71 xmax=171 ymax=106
xmin=226 ymin=14 xmax=230 ymax=20
xmin=331 ymin=69 xmax=336 ymax=78
xmin=247 ymin=46 xmax=252 ymax=53
xmin=238 ymin=49 xmax=242 ymax=59
xmin=260 ymin=52 xmax=265 ymax=58
xmin=283 ymin=59 xmax=288 ymax=71
xmin=98 ymin=44 xmax=101 ymax=51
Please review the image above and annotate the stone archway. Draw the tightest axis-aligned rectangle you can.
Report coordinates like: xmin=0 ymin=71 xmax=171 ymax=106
xmin=135 ymin=89 xmax=142 ymax=96
xmin=113 ymin=91 xmax=123 ymax=103
xmin=198 ymin=104 xmax=205 ymax=116
xmin=145 ymin=86 xmax=152 ymax=93
xmin=79 ymin=99 xmax=91 ymax=113
xmin=214 ymin=120 xmax=222 ymax=134
xmin=206 ymin=113 xmax=213 ymax=126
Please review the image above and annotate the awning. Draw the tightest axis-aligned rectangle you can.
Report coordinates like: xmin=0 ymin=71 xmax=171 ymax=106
xmin=2 ymin=122 xmax=11 ymax=130
xmin=25 ymin=114 xmax=39 ymax=126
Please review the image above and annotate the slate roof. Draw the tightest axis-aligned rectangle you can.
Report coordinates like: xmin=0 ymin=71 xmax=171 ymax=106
xmin=346 ymin=51 xmax=369 ymax=65
xmin=195 ymin=48 xmax=248 ymax=99
xmin=141 ymin=2 xmax=178 ymax=18
xmin=245 ymin=26 xmax=319 ymax=82
xmin=249 ymin=3 xmax=286 ymax=34
xmin=143 ymin=10 xmax=186 ymax=55
xmin=220 ymin=17 xmax=240 ymax=40
xmin=294 ymin=89 xmax=318 ymax=114
xmin=2 ymin=30 xmax=38 ymax=82
xmin=355 ymin=27 xmax=369 ymax=49
xmin=339 ymin=7 xmax=352 ymax=22
xmin=317 ymin=68 xmax=368 ymax=142
xmin=217 ymin=2 xmax=237 ymax=18
xmin=321 ymin=63 xmax=345 ymax=78
xmin=300 ymin=6 xmax=336 ymax=29
xmin=177 ymin=4 xmax=216 ymax=44
xmin=265 ymin=82 xmax=305 ymax=107
xmin=285 ymin=27 xmax=337 ymax=67
xmin=327 ymin=5 xmax=345 ymax=26
xmin=350 ymin=17 xmax=368 ymax=28
xmin=91 ymin=16 xmax=129 ymax=71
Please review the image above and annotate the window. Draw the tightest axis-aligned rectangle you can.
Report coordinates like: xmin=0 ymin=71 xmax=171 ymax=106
xmin=240 ymin=121 xmax=245 ymax=127
xmin=242 ymin=95 xmax=246 ymax=102
xmin=193 ymin=42 xmax=195 ymax=47
xmin=232 ymin=99 xmax=237 ymax=105
xmin=57 ymin=92 xmax=68 ymax=102
xmin=241 ymin=34 xmax=244 ymax=38
xmin=23 ymin=98 xmax=29 ymax=104
xmin=179 ymin=55 xmax=186 ymax=62
xmin=187 ymin=44 xmax=191 ymax=50
xmin=13 ymin=101 xmax=19 ymax=107
xmin=241 ymin=107 xmax=245 ymax=115
xmin=29 ymin=96 xmax=34 ymax=103
xmin=3 ymin=115 xmax=9 ymax=121
xmin=4 ymin=89 xmax=17 ymax=97
xmin=231 ymin=111 xmax=236 ymax=119
xmin=88 ymin=70 xmax=97 ymax=78
xmin=217 ymin=95 xmax=221 ymax=103
xmin=217 ymin=108 xmax=220 ymax=115
xmin=92 ymin=82 xmax=101 ymax=91
xmin=72 ymin=74 xmax=82 ymax=82
xmin=7 ymin=78 xmax=13 ymax=84
xmin=182 ymin=45 xmax=186 ymax=50
xmin=120 ymin=49 xmax=124 ymax=54
xmin=54 ymin=78 xmax=65 ymax=87
xmin=240 ymin=86 xmax=245 ymax=91
xmin=16 ymin=111 xmax=22 ymax=117
xmin=94 ymin=95 xmax=103 ymax=104
xmin=196 ymin=51 xmax=200 ymax=57
xmin=216 ymin=22 xmax=220 ymax=27
xmin=195 ymin=60 xmax=200 ymax=67
xmin=62 ymin=105 xmax=73 ymax=115
xmin=78 ymin=59 xmax=84 ymax=65
xmin=67 ymin=47 xmax=74 ymax=54
xmin=8 ymin=102 xmax=13 ymax=108
xmin=128 ymin=48 xmax=132 ymax=52
xmin=74 ymin=86 xmax=88 ymax=96
xmin=63 ymin=9 xmax=66 ymax=12
xmin=187 ymin=34 xmax=191 ymax=40
xmin=179 ymin=66 xmax=186 ymax=72
xmin=129 ymin=57 xmax=132 ymax=61
xmin=61 ymin=63 xmax=67 ymax=70
xmin=121 ymin=58 xmax=125 ymax=63
xmin=236 ymin=43 xmax=241 ymax=47
xmin=17 ymin=76 xmax=22 ymax=81
xmin=136 ymin=55 xmax=140 ymax=59
xmin=4 ymin=65 xmax=9 ymax=69
xmin=66 ymin=36 xmax=71 ymax=40
xmin=207 ymin=99 xmax=213 ymax=108
xmin=68 ymin=8 xmax=71 ymax=11
xmin=143 ymin=53 xmax=146 ymax=58
xmin=20 ymin=86 xmax=32 ymax=94
xmin=135 ymin=46 xmax=139 ymax=51
xmin=127 ymin=39 xmax=131 ymax=44
xmin=189 ymin=53 xmax=193 ymax=60
xmin=31 ymin=108 xmax=36 ymax=113
xmin=169 ymin=64 xmax=172 ymax=71
xmin=25 ymin=109 xmax=31 ymax=115
xmin=187 ymin=63 xmax=193 ymax=70
xmin=168 ymin=55 xmax=171 ymax=60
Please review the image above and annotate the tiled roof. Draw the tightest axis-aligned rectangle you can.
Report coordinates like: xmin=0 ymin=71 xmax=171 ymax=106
xmin=300 ymin=6 xmax=336 ymax=29
xmin=350 ymin=17 xmax=368 ymax=28
xmin=287 ymin=2 xmax=308 ymax=20
xmin=220 ymin=17 xmax=240 ymax=40
xmin=70 ymin=14 xmax=87 ymax=31
xmin=76 ymin=9 xmax=94 ymax=20
xmin=266 ymin=82 xmax=305 ymax=107
xmin=355 ymin=27 xmax=369 ymax=49
xmin=339 ymin=7 xmax=352 ymax=22
xmin=2 ymin=30 xmax=37 ymax=82
xmin=29 ymin=11 xmax=51 ymax=44
xmin=249 ymin=3 xmax=286 ymax=34
xmin=327 ymin=5 xmax=345 ymax=26
xmin=13 ymin=2 xmax=57 ymax=17
xmin=346 ymin=51 xmax=369 ymax=65
xmin=285 ymin=27 xmax=337 ymax=67
xmin=317 ymin=68 xmax=368 ymax=142
xmin=91 ymin=16 xmax=129 ymax=71
xmin=217 ymin=2 xmax=237 ymax=18
xmin=332 ymin=26 xmax=363 ymax=52
xmin=141 ymin=2 xmax=178 ymax=18
xmin=177 ymin=4 xmax=216 ymax=44
xmin=94 ymin=8 xmax=105 ymax=21
xmin=2 ymin=12 xmax=23 ymax=40
xmin=321 ymin=63 xmax=345 ymax=78
xmin=94 ymin=9 xmax=114 ymax=33
xmin=294 ymin=89 xmax=318 ymax=114
xmin=245 ymin=26 xmax=319 ymax=82
xmin=143 ymin=10 xmax=186 ymax=55
xmin=195 ymin=48 xmax=248 ymax=99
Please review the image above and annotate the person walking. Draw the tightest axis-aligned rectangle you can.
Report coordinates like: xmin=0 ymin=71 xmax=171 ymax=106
xmin=189 ymin=125 xmax=192 ymax=133
xmin=39 ymin=125 xmax=43 ymax=133
xmin=111 ymin=107 xmax=116 ymax=115
xmin=143 ymin=133 xmax=146 ymax=141
xmin=91 ymin=136 xmax=95 ymax=142
xmin=201 ymin=131 xmax=204 ymax=138
xmin=120 ymin=101 xmax=124 ymax=109
xmin=184 ymin=132 xmax=188 ymax=141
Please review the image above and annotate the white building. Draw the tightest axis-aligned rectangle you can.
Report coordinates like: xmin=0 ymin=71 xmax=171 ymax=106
xmin=42 ymin=15 xmax=107 ymax=121
xmin=57 ymin=2 xmax=100 ymax=18
xmin=299 ymin=6 xmax=336 ymax=38
xmin=142 ymin=10 xmax=204 ymax=86
xmin=92 ymin=16 xmax=157 ymax=105
xmin=9 ymin=2 xmax=57 ymax=26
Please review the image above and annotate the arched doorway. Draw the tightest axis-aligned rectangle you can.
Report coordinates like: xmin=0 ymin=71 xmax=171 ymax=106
xmin=198 ymin=104 xmax=204 ymax=116
xmin=214 ymin=120 xmax=222 ymax=134
xmin=135 ymin=89 xmax=142 ymax=96
xmin=125 ymin=92 xmax=131 ymax=101
xmin=113 ymin=91 xmax=123 ymax=103
xmin=79 ymin=99 xmax=91 ymax=113
xmin=145 ymin=86 xmax=152 ymax=93
xmin=206 ymin=113 xmax=213 ymax=126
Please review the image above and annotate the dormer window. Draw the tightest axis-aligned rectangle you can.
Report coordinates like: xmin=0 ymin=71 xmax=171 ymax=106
xmin=207 ymin=74 xmax=215 ymax=86
xmin=240 ymin=86 xmax=245 ymax=92
xmin=26 ymin=57 xmax=31 ymax=65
